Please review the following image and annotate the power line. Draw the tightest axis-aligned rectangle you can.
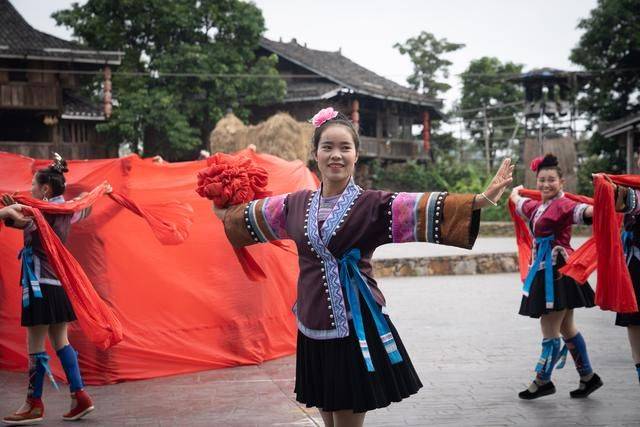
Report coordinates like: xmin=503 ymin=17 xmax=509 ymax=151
xmin=448 ymin=114 xmax=522 ymax=122
xmin=452 ymin=100 xmax=524 ymax=114
xmin=0 ymin=67 xmax=318 ymax=79
xmin=457 ymin=67 xmax=640 ymax=79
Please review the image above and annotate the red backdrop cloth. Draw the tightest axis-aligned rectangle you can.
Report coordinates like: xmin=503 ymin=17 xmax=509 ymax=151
xmin=0 ymin=150 xmax=319 ymax=384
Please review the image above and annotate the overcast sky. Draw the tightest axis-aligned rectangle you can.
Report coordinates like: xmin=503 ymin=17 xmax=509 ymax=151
xmin=13 ymin=0 xmax=598 ymax=110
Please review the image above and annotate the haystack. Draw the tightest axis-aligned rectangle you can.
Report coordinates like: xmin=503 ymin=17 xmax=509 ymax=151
xmin=209 ymin=113 xmax=247 ymax=153
xmin=210 ymin=112 xmax=313 ymax=162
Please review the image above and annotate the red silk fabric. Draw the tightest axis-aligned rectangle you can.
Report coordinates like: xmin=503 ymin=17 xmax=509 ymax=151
xmin=0 ymin=150 xmax=318 ymax=384
xmin=587 ymin=175 xmax=640 ymax=312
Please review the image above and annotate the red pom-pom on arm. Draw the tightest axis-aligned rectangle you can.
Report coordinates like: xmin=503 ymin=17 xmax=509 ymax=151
xmin=196 ymin=153 xmax=275 ymax=282
xmin=196 ymin=153 xmax=271 ymax=208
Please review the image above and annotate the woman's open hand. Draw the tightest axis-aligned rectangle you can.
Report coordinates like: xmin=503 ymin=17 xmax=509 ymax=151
xmin=476 ymin=158 xmax=515 ymax=208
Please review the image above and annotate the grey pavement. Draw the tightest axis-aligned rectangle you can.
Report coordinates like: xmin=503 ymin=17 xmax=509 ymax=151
xmin=372 ymin=237 xmax=589 ymax=259
xmin=1 ymin=273 xmax=638 ymax=426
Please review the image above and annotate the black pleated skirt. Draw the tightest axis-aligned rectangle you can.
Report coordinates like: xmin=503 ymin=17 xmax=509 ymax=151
xmin=616 ymin=256 xmax=640 ymax=327
xmin=21 ymin=283 xmax=77 ymax=326
xmin=519 ymin=257 xmax=595 ymax=318
xmin=294 ymin=305 xmax=422 ymax=413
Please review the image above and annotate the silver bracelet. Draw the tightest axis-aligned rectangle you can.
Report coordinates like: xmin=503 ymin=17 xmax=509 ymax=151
xmin=480 ymin=192 xmax=498 ymax=206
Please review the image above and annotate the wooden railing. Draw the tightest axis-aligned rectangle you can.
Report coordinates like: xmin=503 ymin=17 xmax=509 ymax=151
xmin=359 ymin=136 xmax=427 ymax=160
xmin=0 ymin=141 xmax=92 ymax=159
xmin=0 ymin=83 xmax=61 ymax=110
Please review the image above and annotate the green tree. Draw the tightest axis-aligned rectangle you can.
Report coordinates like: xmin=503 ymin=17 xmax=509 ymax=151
xmin=569 ymin=0 xmax=639 ymax=192
xmin=53 ymin=0 xmax=285 ymax=160
xmin=394 ymin=31 xmax=464 ymax=99
xmin=459 ymin=57 xmax=523 ymax=169
xmin=570 ymin=0 xmax=640 ymax=122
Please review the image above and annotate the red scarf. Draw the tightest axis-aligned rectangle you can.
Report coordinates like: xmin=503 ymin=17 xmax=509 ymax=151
xmin=586 ymin=175 xmax=640 ymax=312
xmin=508 ymin=189 xmax=593 ymax=282
xmin=7 ymin=185 xmax=194 ymax=349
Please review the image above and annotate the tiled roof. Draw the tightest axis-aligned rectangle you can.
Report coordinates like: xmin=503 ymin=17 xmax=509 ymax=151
xmin=0 ymin=0 xmax=121 ymax=64
xmin=260 ymin=38 xmax=442 ymax=114
xmin=599 ymin=111 xmax=640 ymax=138
xmin=62 ymin=90 xmax=104 ymax=120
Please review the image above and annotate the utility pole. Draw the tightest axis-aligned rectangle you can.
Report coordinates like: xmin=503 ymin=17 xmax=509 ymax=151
xmin=483 ymin=105 xmax=491 ymax=174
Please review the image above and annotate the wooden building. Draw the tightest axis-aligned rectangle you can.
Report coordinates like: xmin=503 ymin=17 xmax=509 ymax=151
xmin=0 ymin=0 xmax=121 ymax=159
xmin=253 ymin=38 xmax=443 ymax=161
xmin=600 ymin=112 xmax=640 ymax=174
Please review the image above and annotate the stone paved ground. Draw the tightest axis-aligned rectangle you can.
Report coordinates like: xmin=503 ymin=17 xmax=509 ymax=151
xmin=1 ymin=273 xmax=639 ymax=426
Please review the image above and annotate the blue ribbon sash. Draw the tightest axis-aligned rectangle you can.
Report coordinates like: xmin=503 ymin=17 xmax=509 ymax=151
xmin=339 ymin=248 xmax=402 ymax=372
xmin=523 ymin=235 xmax=555 ymax=309
xmin=535 ymin=337 xmax=567 ymax=377
xmin=622 ymin=230 xmax=634 ymax=265
xmin=19 ymin=247 xmax=42 ymax=308
xmin=34 ymin=353 xmax=59 ymax=391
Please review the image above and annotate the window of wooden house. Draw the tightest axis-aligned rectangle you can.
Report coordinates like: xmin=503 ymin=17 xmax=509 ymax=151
xmin=358 ymin=111 xmax=376 ymax=137
xmin=8 ymin=70 xmax=27 ymax=82
xmin=62 ymin=121 xmax=91 ymax=143
xmin=0 ymin=111 xmax=50 ymax=142
xmin=399 ymin=117 xmax=416 ymax=140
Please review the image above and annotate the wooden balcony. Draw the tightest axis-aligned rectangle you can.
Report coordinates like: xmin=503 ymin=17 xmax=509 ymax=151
xmin=0 ymin=83 xmax=61 ymax=111
xmin=359 ymin=136 xmax=428 ymax=160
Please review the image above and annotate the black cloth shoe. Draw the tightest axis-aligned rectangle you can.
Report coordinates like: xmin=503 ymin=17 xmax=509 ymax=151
xmin=570 ymin=373 xmax=603 ymax=398
xmin=518 ymin=381 xmax=556 ymax=400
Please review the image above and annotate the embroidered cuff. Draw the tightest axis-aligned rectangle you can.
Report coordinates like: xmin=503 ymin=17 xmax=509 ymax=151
xmin=624 ymin=188 xmax=640 ymax=214
xmin=515 ymin=197 xmax=529 ymax=220
xmin=391 ymin=192 xmax=446 ymax=243
xmin=222 ymin=203 xmax=258 ymax=248
xmin=391 ymin=192 xmax=478 ymax=249
xmin=572 ymin=203 xmax=589 ymax=225
xmin=439 ymin=193 xmax=480 ymax=249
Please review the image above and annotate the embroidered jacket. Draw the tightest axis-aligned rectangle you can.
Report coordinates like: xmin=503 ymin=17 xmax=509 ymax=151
xmin=222 ymin=179 xmax=480 ymax=340
xmin=22 ymin=195 xmax=91 ymax=286
xmin=515 ymin=192 xmax=589 ymax=267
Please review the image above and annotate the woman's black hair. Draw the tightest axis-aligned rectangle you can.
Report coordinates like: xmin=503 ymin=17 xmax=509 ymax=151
xmin=312 ymin=111 xmax=360 ymax=151
xmin=537 ymin=153 xmax=563 ymax=178
xmin=35 ymin=153 xmax=68 ymax=198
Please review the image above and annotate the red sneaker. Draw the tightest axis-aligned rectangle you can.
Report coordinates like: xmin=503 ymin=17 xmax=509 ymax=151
xmin=62 ymin=390 xmax=94 ymax=421
xmin=2 ymin=397 xmax=44 ymax=425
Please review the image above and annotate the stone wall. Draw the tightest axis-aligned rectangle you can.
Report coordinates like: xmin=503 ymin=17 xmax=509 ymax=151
xmin=373 ymin=253 xmax=519 ymax=278
xmin=479 ymin=221 xmax=590 ymax=237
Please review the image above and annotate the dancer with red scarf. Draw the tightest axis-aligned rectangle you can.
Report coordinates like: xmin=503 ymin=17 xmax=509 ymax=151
xmin=1 ymin=155 xmax=106 ymax=424
xmin=600 ymin=162 xmax=640 ymax=386
xmin=510 ymin=153 xmax=602 ymax=400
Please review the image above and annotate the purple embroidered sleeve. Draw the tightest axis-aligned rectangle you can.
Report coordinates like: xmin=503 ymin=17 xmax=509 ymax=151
xmin=391 ymin=192 xmax=420 ymax=243
xmin=262 ymin=194 xmax=289 ymax=240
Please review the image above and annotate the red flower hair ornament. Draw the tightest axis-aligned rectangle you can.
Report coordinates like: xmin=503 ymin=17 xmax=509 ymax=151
xmin=530 ymin=156 xmax=544 ymax=172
